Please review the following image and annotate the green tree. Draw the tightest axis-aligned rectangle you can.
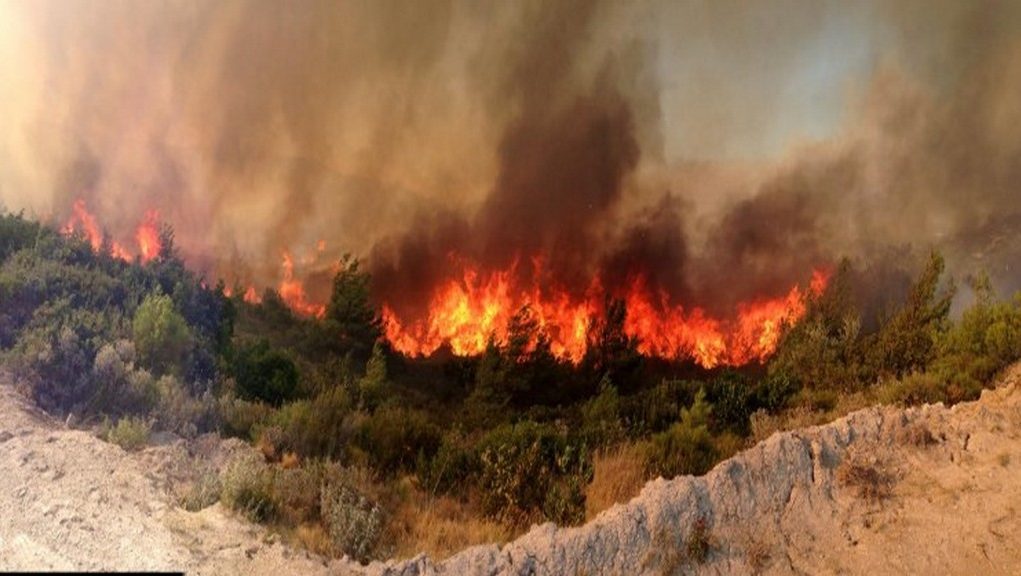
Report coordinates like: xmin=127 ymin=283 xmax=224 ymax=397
xmin=645 ymin=388 xmax=718 ymax=479
xmin=867 ymin=252 xmax=955 ymax=377
xmin=312 ymin=255 xmax=381 ymax=362
xmin=133 ymin=292 xmax=192 ymax=376
xmin=358 ymin=341 xmax=389 ymax=411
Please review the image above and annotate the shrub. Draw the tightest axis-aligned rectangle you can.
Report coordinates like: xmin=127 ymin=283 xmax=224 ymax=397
xmin=836 ymin=454 xmax=894 ymax=502
xmin=878 ymin=372 xmax=947 ymax=406
xmin=321 ymin=481 xmax=385 ymax=564
xmin=102 ymin=416 xmax=151 ymax=451
xmin=90 ymin=340 xmax=159 ymax=416
xmin=645 ymin=389 xmax=718 ymax=479
xmin=357 ymin=342 xmax=389 ymax=411
xmin=220 ymin=451 xmax=276 ymax=521
xmin=232 ymin=340 xmax=300 ymax=406
xmin=418 ymin=430 xmax=478 ymax=496
xmin=268 ymin=386 xmax=354 ymax=460
xmin=686 ymin=516 xmax=713 ymax=564
xmin=155 ymin=374 xmax=216 ymax=437
xmin=178 ymin=471 xmax=222 ymax=511
xmin=218 ymin=392 xmax=273 ymax=439
xmin=476 ymin=421 xmax=592 ymax=526
xmin=357 ymin=405 xmax=442 ymax=477
xmin=133 ymin=292 xmax=193 ymax=377
xmin=579 ymin=375 xmax=624 ymax=448
xmin=705 ymin=372 xmax=753 ymax=436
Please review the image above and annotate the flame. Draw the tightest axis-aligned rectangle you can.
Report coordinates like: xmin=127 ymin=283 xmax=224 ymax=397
xmin=279 ymin=251 xmax=325 ymax=317
xmin=62 ymin=199 xmax=104 ymax=251
xmin=135 ymin=210 xmax=162 ymax=262
xmin=382 ymin=259 xmax=829 ymax=368
xmin=61 ymin=199 xmax=164 ymax=263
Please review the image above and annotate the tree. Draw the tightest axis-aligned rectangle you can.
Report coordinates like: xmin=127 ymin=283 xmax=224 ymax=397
xmin=318 ymin=255 xmax=381 ymax=361
xmin=867 ymin=251 xmax=955 ymax=377
xmin=645 ymin=388 xmax=718 ymax=479
xmin=133 ymin=292 xmax=193 ymax=376
xmin=583 ymin=297 xmax=641 ymax=391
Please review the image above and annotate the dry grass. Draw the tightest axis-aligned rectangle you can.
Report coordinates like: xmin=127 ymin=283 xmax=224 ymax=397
xmin=388 ymin=488 xmax=512 ymax=561
xmin=584 ymin=442 xmax=649 ymax=520
xmin=837 ymin=451 xmax=895 ymax=502
xmin=895 ymin=422 xmax=937 ymax=447
xmin=293 ymin=523 xmax=333 ymax=557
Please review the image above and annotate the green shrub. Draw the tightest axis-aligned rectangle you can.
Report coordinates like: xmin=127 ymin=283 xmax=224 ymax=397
xmin=357 ymin=342 xmax=389 ymax=411
xmin=579 ymin=375 xmax=624 ymax=448
xmin=155 ymin=374 xmax=216 ymax=437
xmin=218 ymin=392 xmax=273 ymax=439
xmin=268 ymin=386 xmax=354 ymax=459
xmin=477 ymin=421 xmax=592 ymax=525
xmin=101 ymin=416 xmax=152 ymax=451
xmin=357 ymin=405 xmax=442 ymax=477
xmin=178 ymin=471 xmax=222 ymax=511
xmin=418 ymin=430 xmax=478 ymax=496
xmin=645 ymin=389 xmax=718 ymax=479
xmin=220 ymin=452 xmax=276 ymax=522
xmin=320 ymin=481 xmax=385 ymax=564
xmin=878 ymin=372 xmax=947 ymax=406
xmin=231 ymin=340 xmax=300 ymax=406
xmin=133 ymin=292 xmax=193 ymax=377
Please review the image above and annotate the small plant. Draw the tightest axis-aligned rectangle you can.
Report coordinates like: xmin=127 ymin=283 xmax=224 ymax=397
xmin=685 ymin=516 xmax=713 ymax=564
xmin=837 ymin=454 xmax=894 ymax=502
xmin=178 ymin=471 xmax=222 ymax=511
xmin=220 ymin=452 xmax=276 ymax=521
xmin=320 ymin=481 xmax=385 ymax=564
xmin=102 ymin=416 xmax=151 ymax=451
xmin=895 ymin=422 xmax=937 ymax=447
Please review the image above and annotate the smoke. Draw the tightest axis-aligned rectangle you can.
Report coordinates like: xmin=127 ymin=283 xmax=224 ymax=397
xmin=2 ymin=1 xmax=1021 ymax=318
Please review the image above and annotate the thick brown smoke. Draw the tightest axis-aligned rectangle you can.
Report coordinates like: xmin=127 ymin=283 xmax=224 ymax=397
xmin=1 ymin=1 xmax=1020 ymax=318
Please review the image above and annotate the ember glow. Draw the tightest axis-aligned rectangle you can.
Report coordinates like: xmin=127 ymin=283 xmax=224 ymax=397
xmin=382 ymin=261 xmax=828 ymax=369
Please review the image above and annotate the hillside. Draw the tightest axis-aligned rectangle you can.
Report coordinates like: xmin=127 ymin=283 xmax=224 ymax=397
xmin=3 ymin=365 xmax=1021 ymax=574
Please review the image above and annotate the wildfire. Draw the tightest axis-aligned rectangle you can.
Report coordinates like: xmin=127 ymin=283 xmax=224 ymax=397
xmin=382 ymin=261 xmax=829 ymax=369
xmin=61 ymin=199 xmax=162 ymax=263
xmin=278 ymin=251 xmax=325 ymax=318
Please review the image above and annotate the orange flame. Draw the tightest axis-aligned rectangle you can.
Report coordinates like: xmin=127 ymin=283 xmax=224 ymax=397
xmin=382 ymin=260 xmax=829 ymax=368
xmin=278 ymin=251 xmax=325 ymax=318
xmin=61 ymin=199 xmax=164 ymax=263
xmin=135 ymin=210 xmax=162 ymax=262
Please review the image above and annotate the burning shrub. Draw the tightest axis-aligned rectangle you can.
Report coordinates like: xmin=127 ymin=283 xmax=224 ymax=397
xmin=476 ymin=421 xmax=593 ymax=526
xmin=645 ymin=388 xmax=719 ymax=479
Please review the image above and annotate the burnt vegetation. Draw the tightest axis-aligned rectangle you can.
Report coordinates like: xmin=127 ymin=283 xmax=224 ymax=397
xmin=2 ymin=209 xmax=1021 ymax=562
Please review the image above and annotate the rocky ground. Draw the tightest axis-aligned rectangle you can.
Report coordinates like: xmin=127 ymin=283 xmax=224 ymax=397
xmin=3 ymin=365 xmax=1021 ymax=575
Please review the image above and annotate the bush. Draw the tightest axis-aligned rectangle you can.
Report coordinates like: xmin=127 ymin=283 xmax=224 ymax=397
xmin=321 ymin=481 xmax=385 ymax=564
xmin=218 ymin=392 xmax=273 ymax=439
xmin=878 ymin=372 xmax=947 ymax=406
xmin=133 ymin=292 xmax=193 ymax=376
xmin=178 ymin=471 xmax=222 ymax=511
xmin=645 ymin=389 xmax=718 ymax=479
xmin=220 ymin=451 xmax=276 ymax=522
xmin=476 ymin=421 xmax=592 ymax=526
xmin=579 ymin=375 xmax=624 ymax=448
xmin=232 ymin=340 xmax=300 ymax=406
xmin=90 ymin=340 xmax=158 ymax=416
xmin=101 ymin=416 xmax=151 ymax=451
xmin=358 ymin=342 xmax=389 ymax=411
xmin=357 ymin=405 xmax=442 ymax=477
xmin=155 ymin=374 xmax=216 ymax=437
xmin=268 ymin=386 xmax=354 ymax=459
xmin=418 ymin=430 xmax=478 ymax=496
